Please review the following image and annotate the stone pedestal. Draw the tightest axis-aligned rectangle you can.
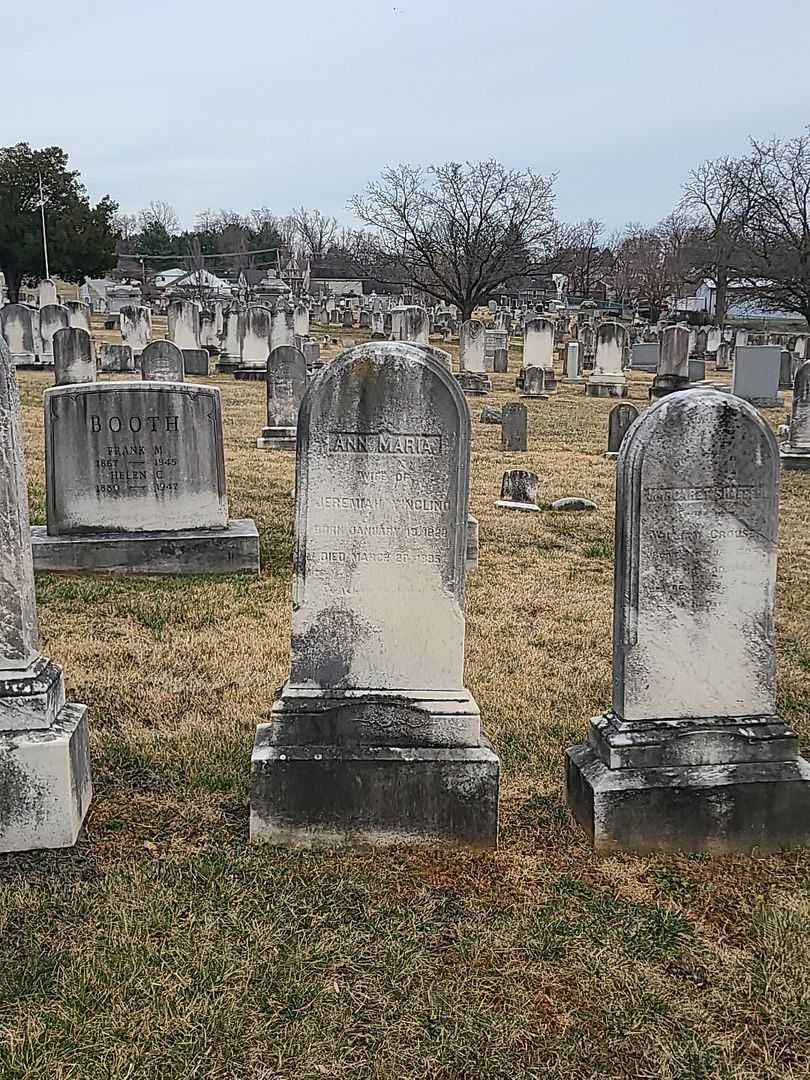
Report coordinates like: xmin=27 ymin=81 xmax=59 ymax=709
xmin=585 ymin=375 xmax=627 ymax=398
xmin=649 ymin=373 xmax=689 ymax=400
xmin=256 ymin=427 xmax=296 ymax=450
xmin=455 ymin=372 xmax=491 ymax=395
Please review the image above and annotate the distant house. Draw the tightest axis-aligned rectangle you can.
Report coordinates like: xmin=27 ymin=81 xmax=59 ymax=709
xmin=154 ymin=268 xmax=188 ymax=290
xmin=166 ymin=268 xmax=233 ymax=297
xmin=694 ymin=278 xmax=799 ymax=321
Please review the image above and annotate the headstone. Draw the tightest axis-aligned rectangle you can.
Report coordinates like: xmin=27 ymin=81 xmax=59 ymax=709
xmin=732 ymin=346 xmax=782 ymax=407
xmin=392 ymin=305 xmax=429 ymax=345
xmin=33 ymin=380 xmax=259 ymax=576
xmin=716 ymin=342 xmax=731 ymax=371
xmin=294 ymin=303 xmax=310 ymax=338
xmin=167 ymin=300 xmax=201 ymax=351
xmin=64 ymin=300 xmax=92 ymax=334
xmin=523 ymin=318 xmax=556 ymax=391
xmin=219 ymin=305 xmax=242 ymax=368
xmin=272 ymin=305 xmax=295 ymax=352
xmin=780 ymin=360 xmax=810 ymax=470
xmin=564 ymin=341 xmax=582 ymax=383
xmin=98 ymin=343 xmax=135 ymax=373
xmin=493 ymin=348 xmax=509 ymax=373
xmin=183 ymin=349 xmax=209 ymax=377
xmin=484 ymin=330 xmax=508 ymax=372
xmin=706 ymin=326 xmax=722 ymax=355
xmin=779 ymin=349 xmax=795 ymax=390
xmin=418 ymin=344 xmax=452 ymax=369
xmin=459 ymin=320 xmax=486 ymax=373
xmin=302 ymin=341 xmax=321 ymax=368
xmin=239 ymin=306 xmax=272 ymax=369
xmin=522 ymin=366 xmax=547 ymax=399
xmin=495 ymin=469 xmax=539 ymax=511
xmin=566 ymin=388 xmax=810 ymax=852
xmin=38 ymin=304 xmax=70 ymax=364
xmin=0 ymin=304 xmax=36 ymax=364
xmin=37 ymin=279 xmax=58 ymax=307
xmin=199 ymin=311 xmax=219 ymax=353
xmin=650 ymin=325 xmax=689 ymax=399
xmin=501 ymin=402 xmax=528 ymax=451
xmin=141 ymin=340 xmax=185 ymax=382
xmin=551 ymin=497 xmax=597 ymax=511
xmin=342 ymin=308 xmax=353 ymax=328
xmin=257 ymin=346 xmax=307 ymax=450
xmin=630 ymin=342 xmax=659 ymax=372
xmin=586 ymin=322 xmax=627 ymax=398
xmin=52 ymin=327 xmax=95 ymax=386
xmin=0 ymin=334 xmax=92 ymax=851
xmin=359 ymin=311 xmax=371 ymax=329
xmin=371 ymin=311 xmax=385 ymax=335
xmin=480 ymin=405 xmax=502 ymax=424
xmin=688 ymin=358 xmax=706 ymax=382
xmin=250 ymin=341 xmax=499 ymax=847
xmin=605 ymin=402 xmax=639 ymax=459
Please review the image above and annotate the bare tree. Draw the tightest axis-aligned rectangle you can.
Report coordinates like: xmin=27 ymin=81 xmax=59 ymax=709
xmin=562 ymin=218 xmax=612 ymax=299
xmin=733 ymin=131 xmax=810 ymax=327
xmin=291 ymin=207 xmax=338 ymax=261
xmin=138 ymin=199 xmax=179 ymax=234
xmin=680 ymin=156 xmax=754 ymax=325
xmin=351 ymin=160 xmax=560 ymax=320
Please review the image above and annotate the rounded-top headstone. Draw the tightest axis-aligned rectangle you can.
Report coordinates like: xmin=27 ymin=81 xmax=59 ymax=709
xmin=141 ymin=340 xmax=185 ymax=383
xmin=788 ymin=360 xmax=810 ymax=450
xmin=53 ymin=327 xmax=95 ymax=386
xmin=607 ymin=402 xmax=640 ymax=455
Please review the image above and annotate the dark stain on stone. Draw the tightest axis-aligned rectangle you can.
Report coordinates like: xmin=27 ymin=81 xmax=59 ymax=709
xmin=0 ymin=751 xmax=44 ymax=836
xmin=291 ymin=605 xmax=370 ymax=688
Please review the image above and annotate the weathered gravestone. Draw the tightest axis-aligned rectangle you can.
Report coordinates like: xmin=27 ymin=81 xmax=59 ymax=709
xmin=65 ymin=300 xmax=92 ymax=334
xmin=732 ymin=345 xmax=782 ymax=407
xmin=98 ymin=343 xmax=135 ymax=373
xmin=586 ymin=321 xmax=627 ymax=398
xmin=257 ymin=346 xmax=308 ymax=450
xmin=522 ymin=317 xmax=556 ymax=391
xmin=650 ymin=325 xmax=689 ymax=399
xmin=141 ymin=340 xmax=185 ymax=382
xmin=564 ymin=341 xmax=582 ymax=383
xmin=605 ymin=402 xmax=639 ymax=459
xmin=688 ymin=358 xmax=706 ymax=382
xmin=566 ymin=388 xmax=810 ymax=852
xmin=53 ymin=327 xmax=95 ymax=386
xmin=459 ymin=320 xmax=486 ymax=373
xmin=779 ymin=349 xmax=795 ymax=390
xmin=780 ymin=359 xmax=810 ymax=470
xmin=0 ymin=304 xmax=37 ymax=364
xmin=238 ymin=305 xmax=272 ymax=375
xmin=119 ymin=304 xmax=152 ymax=356
xmin=485 ymin=329 xmax=508 ymax=373
xmin=167 ymin=299 xmax=201 ymax=351
xmin=31 ymin=381 xmax=260 ymax=576
xmin=496 ymin=468 xmax=539 ymax=511
xmin=271 ymin=304 xmax=295 ymax=353
xmin=715 ymin=342 xmax=731 ymax=371
xmin=631 ymin=342 xmax=659 ymax=372
xmin=391 ymin=306 xmax=429 ymax=345
xmin=183 ymin=349 xmax=210 ymax=377
xmin=250 ymin=341 xmax=499 ymax=847
xmin=501 ymin=402 xmax=528 ymax=451
xmin=38 ymin=279 xmax=58 ymax=307
xmin=493 ymin=348 xmax=509 ymax=373
xmin=38 ymin=304 xmax=70 ymax=365
xmin=480 ymin=404 xmax=502 ymax=424
xmin=0 ymin=335 xmax=92 ymax=851
xmin=522 ymin=366 xmax=548 ymax=399
xmin=294 ymin=303 xmax=310 ymax=338
xmin=218 ymin=304 xmax=243 ymax=371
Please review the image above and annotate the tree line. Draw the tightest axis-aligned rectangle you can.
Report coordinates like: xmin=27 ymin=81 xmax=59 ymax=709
xmin=1 ymin=128 xmax=809 ymax=325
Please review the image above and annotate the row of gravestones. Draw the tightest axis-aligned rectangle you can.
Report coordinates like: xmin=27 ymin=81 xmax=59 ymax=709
xmin=3 ymin=337 xmax=810 ymax=854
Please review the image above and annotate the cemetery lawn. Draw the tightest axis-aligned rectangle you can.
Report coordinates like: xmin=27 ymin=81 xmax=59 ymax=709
xmin=2 ymin=359 xmax=809 ymax=1080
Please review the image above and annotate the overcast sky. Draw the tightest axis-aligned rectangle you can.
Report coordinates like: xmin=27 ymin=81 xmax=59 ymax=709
xmin=6 ymin=0 xmax=809 ymax=232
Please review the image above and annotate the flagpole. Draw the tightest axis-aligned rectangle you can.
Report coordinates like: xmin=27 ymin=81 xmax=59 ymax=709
xmin=39 ymin=172 xmax=50 ymax=280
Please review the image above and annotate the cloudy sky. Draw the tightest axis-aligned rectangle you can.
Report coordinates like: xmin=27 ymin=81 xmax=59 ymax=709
xmin=7 ymin=0 xmax=809 ymax=232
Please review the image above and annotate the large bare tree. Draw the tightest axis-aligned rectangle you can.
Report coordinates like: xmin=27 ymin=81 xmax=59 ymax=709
xmin=351 ymin=160 xmax=560 ymax=319
xmin=291 ymin=206 xmax=338 ymax=261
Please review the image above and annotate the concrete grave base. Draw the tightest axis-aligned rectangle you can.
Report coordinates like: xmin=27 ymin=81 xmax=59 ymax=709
xmin=257 ymin=426 xmax=296 ymax=451
xmin=30 ymin=519 xmax=260 ymax=576
xmin=562 ymin=377 xmax=583 ymax=384
xmin=521 ymin=391 xmax=549 ymax=400
xmin=250 ymin=726 xmax=500 ymax=848
xmin=780 ymin=448 xmax=810 ymax=470
xmin=495 ymin=499 xmax=540 ymax=512
xmin=565 ymin=713 xmax=810 ymax=853
xmin=586 ymin=379 xmax=628 ymax=398
xmin=0 ymin=702 xmax=92 ymax=853
xmin=233 ymin=367 xmax=266 ymax=381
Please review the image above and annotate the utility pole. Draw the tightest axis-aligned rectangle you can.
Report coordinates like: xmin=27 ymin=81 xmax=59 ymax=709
xmin=39 ymin=172 xmax=50 ymax=280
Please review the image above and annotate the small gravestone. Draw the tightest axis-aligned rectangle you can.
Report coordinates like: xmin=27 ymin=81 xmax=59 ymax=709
xmin=586 ymin=322 xmax=627 ymax=398
xmin=732 ymin=345 xmax=782 ymax=407
xmin=566 ymin=388 xmax=810 ymax=852
xmin=496 ymin=469 xmax=539 ymax=511
xmin=294 ymin=303 xmax=310 ymax=338
xmin=271 ymin=304 xmax=295 ymax=353
xmin=53 ymin=327 xmax=95 ymax=385
xmin=302 ymin=341 xmax=321 ymax=368
xmin=501 ymin=402 xmax=528 ymax=451
xmin=32 ymin=381 xmax=259 ymax=576
xmin=219 ymin=305 xmax=242 ymax=370
xmin=780 ymin=360 xmax=810 ymax=470
xmin=523 ymin=317 xmax=556 ymax=391
xmin=341 ymin=308 xmax=353 ymax=328
xmin=38 ymin=279 xmax=58 ymax=307
xmin=250 ymin=341 xmax=499 ymax=848
xmin=650 ymin=325 xmax=689 ymax=399
xmin=257 ymin=346 xmax=308 ymax=450
xmin=493 ymin=347 xmax=509 ymax=373
xmin=484 ymin=329 xmax=508 ymax=372
xmin=65 ymin=300 xmax=92 ymax=334
xmin=564 ymin=341 xmax=582 ymax=383
xmin=605 ymin=402 xmax=639 ymax=459
xmin=119 ymin=305 xmax=152 ymax=356
xmin=141 ymin=340 xmax=185 ymax=382
xmin=480 ymin=404 xmax=502 ymax=424
xmin=779 ymin=349 xmax=795 ymax=390
xmin=715 ymin=342 xmax=731 ymax=371
xmin=98 ymin=343 xmax=135 ymax=373
xmin=38 ymin=304 xmax=70 ymax=364
xmin=631 ymin=342 xmax=659 ymax=372
xmin=0 ymin=334 xmax=92 ymax=851
xmin=551 ymin=497 xmax=596 ymax=511
xmin=688 ymin=358 xmax=706 ymax=382
xmin=183 ymin=349 xmax=209 ymax=377
xmin=522 ymin=366 xmax=548 ymax=399
xmin=0 ymin=304 xmax=36 ymax=365
xmin=239 ymin=306 xmax=272 ymax=370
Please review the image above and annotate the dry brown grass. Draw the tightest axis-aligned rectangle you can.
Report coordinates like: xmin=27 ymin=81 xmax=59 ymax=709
xmin=1 ymin=348 xmax=809 ymax=1080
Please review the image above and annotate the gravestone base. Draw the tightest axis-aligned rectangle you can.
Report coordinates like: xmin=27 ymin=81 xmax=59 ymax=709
xmin=495 ymin=498 xmax=540 ymax=512
xmin=216 ymin=357 xmax=240 ymax=373
xmin=649 ymin=374 xmax=689 ymax=399
xmin=605 ymin=451 xmax=619 ymax=461
xmin=250 ymin=727 xmax=499 ymax=848
xmin=233 ymin=367 xmax=267 ymax=381
xmin=562 ymin=376 xmax=583 ymax=384
xmin=521 ymin=390 xmax=549 ymax=400
xmin=30 ymin=519 xmax=260 ymax=576
xmin=746 ymin=395 xmax=784 ymax=409
xmin=0 ymin=696 xmax=92 ymax=853
xmin=566 ymin=712 xmax=810 ymax=853
xmin=542 ymin=372 xmax=558 ymax=393
xmin=780 ymin=448 xmax=810 ymax=470
xmin=455 ymin=373 xmax=491 ymax=395
xmin=257 ymin=426 xmax=296 ymax=451
xmin=586 ymin=377 xmax=627 ymax=398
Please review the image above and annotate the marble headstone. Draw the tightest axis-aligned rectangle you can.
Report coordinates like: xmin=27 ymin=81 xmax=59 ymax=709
xmin=780 ymin=360 xmax=810 ymax=470
xmin=257 ymin=345 xmax=308 ymax=450
xmin=459 ymin=320 xmax=486 ymax=373
xmin=141 ymin=340 xmax=185 ymax=383
xmin=0 ymin=304 xmax=36 ymax=364
xmin=119 ymin=305 xmax=152 ymax=356
xmin=501 ymin=402 xmax=528 ymax=451
xmin=732 ymin=346 xmax=782 ymax=407
xmin=496 ymin=468 xmax=539 ymax=511
xmin=586 ymin=321 xmax=627 ymax=398
xmin=167 ymin=300 xmax=201 ymax=351
xmin=605 ymin=402 xmax=639 ymax=459
xmin=52 ymin=327 xmax=95 ymax=385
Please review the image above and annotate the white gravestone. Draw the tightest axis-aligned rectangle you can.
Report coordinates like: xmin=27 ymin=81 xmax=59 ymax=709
xmin=53 ymin=327 xmax=95 ymax=385
xmin=270 ymin=304 xmax=295 ymax=353
xmin=65 ymin=300 xmax=92 ymax=334
xmin=250 ymin=341 xmax=499 ymax=848
xmin=523 ymin=318 xmax=556 ymax=392
xmin=294 ymin=303 xmax=310 ymax=339
xmin=257 ymin=345 xmax=308 ymax=450
xmin=167 ymin=300 xmax=201 ymax=351
xmin=732 ymin=346 xmax=782 ymax=407
xmin=0 ymin=304 xmax=36 ymax=364
xmin=650 ymin=325 xmax=690 ymax=399
xmin=564 ymin=341 xmax=582 ymax=383
xmin=459 ymin=320 xmax=486 ymax=373
xmin=119 ymin=305 xmax=152 ymax=356
xmin=239 ymin=306 xmax=272 ymax=369
xmin=566 ymin=388 xmax=810 ymax=852
xmin=780 ymin=359 xmax=810 ymax=470
xmin=38 ymin=279 xmax=58 ymax=307
xmin=141 ymin=340 xmax=185 ymax=383
xmin=0 ymin=334 xmax=92 ymax=851
xmin=38 ymin=304 xmax=70 ymax=365
xmin=586 ymin=321 xmax=627 ymax=398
